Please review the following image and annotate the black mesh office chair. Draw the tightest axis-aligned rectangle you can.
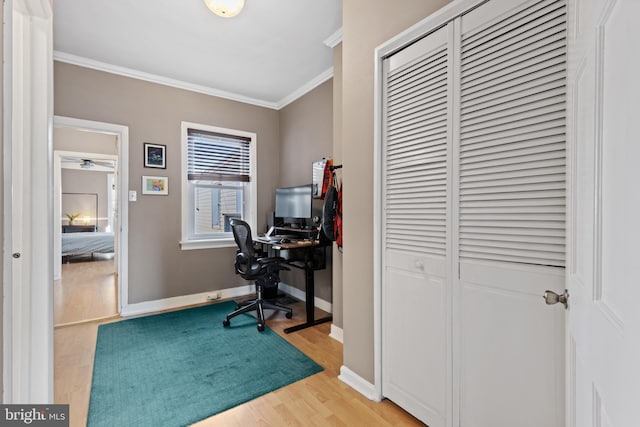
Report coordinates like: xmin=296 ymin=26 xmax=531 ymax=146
xmin=222 ymin=219 xmax=293 ymax=332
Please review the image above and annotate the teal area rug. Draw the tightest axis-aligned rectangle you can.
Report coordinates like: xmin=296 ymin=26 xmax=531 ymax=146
xmin=87 ymin=301 xmax=323 ymax=427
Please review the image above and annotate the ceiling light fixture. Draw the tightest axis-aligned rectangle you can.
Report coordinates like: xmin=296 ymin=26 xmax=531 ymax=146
xmin=203 ymin=0 xmax=245 ymax=18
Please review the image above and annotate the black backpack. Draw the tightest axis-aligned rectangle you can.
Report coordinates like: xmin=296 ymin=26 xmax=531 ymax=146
xmin=322 ymin=184 xmax=338 ymax=241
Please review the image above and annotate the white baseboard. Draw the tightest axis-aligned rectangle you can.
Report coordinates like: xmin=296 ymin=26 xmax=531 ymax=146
xmin=329 ymin=324 xmax=343 ymax=343
xmin=120 ymin=281 xmax=332 ymax=319
xmin=339 ymin=366 xmax=380 ymax=402
xmin=278 ymin=282 xmax=332 ymax=313
xmin=120 ymin=285 xmax=253 ymax=317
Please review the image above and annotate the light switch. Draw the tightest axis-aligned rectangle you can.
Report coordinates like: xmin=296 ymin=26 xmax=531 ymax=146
xmin=128 ymin=190 xmax=137 ymax=202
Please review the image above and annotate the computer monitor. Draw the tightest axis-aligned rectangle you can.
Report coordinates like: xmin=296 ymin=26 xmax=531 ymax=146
xmin=275 ymin=184 xmax=313 ymax=223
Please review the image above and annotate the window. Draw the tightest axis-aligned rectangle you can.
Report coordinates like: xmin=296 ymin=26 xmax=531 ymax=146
xmin=181 ymin=122 xmax=256 ymax=249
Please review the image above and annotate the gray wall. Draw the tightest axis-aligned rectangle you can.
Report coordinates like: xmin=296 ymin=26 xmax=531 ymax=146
xmin=278 ymin=80 xmax=333 ymax=302
xmin=54 ymin=126 xmax=117 ymax=155
xmin=54 ymin=61 xmax=281 ymax=304
xmin=54 ymin=61 xmax=335 ymax=309
xmin=341 ymin=0 xmax=452 ymax=382
xmin=279 ymin=79 xmax=333 ymax=186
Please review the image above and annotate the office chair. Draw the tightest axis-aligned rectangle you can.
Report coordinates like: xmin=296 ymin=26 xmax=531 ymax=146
xmin=222 ymin=219 xmax=293 ymax=332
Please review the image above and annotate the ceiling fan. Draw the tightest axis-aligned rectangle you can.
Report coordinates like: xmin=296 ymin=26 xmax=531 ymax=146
xmin=61 ymin=157 xmax=115 ymax=169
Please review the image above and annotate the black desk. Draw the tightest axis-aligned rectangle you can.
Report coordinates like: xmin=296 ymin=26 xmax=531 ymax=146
xmin=254 ymin=237 xmax=332 ymax=333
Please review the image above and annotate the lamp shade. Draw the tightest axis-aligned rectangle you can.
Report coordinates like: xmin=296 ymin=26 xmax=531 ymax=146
xmin=203 ymin=0 xmax=245 ymax=18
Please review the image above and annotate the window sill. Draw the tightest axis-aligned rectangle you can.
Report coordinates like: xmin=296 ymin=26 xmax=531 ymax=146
xmin=179 ymin=238 xmax=236 ymax=250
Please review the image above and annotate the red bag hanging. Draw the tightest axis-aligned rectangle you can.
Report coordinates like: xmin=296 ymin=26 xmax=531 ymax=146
xmin=334 ymin=183 xmax=343 ymax=248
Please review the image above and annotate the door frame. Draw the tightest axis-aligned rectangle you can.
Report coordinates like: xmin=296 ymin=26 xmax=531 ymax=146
xmin=2 ymin=0 xmax=54 ymax=403
xmin=53 ymin=116 xmax=130 ymax=314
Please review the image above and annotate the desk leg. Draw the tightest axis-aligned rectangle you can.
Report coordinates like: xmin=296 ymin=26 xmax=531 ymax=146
xmin=284 ymin=253 xmax=332 ymax=334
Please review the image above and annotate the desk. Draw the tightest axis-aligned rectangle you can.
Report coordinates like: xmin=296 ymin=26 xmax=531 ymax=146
xmin=254 ymin=236 xmax=332 ymax=333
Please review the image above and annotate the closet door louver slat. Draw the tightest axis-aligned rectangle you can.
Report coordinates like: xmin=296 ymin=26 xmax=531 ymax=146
xmin=459 ymin=0 xmax=567 ymax=267
xmin=385 ymin=44 xmax=449 ymax=257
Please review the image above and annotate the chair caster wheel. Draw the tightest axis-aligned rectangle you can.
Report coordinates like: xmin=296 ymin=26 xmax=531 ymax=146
xmin=222 ymin=319 xmax=230 ymax=327
xmin=257 ymin=323 xmax=265 ymax=332
xmin=285 ymin=312 xmax=293 ymax=319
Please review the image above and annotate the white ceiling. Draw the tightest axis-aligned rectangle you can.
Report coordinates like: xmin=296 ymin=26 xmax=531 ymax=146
xmin=53 ymin=0 xmax=342 ymax=109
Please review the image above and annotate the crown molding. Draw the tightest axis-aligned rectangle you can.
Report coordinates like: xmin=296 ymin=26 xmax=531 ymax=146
xmin=53 ymin=51 xmax=280 ymax=109
xmin=275 ymin=67 xmax=334 ymax=109
xmin=323 ymin=27 xmax=343 ymax=48
xmin=54 ymin=51 xmax=335 ymax=111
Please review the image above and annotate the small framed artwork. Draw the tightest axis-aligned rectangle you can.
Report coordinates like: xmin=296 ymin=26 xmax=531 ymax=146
xmin=142 ymin=176 xmax=168 ymax=195
xmin=144 ymin=143 xmax=166 ymax=169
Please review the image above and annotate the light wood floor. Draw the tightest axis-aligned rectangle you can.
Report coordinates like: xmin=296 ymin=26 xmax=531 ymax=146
xmin=54 ymin=299 xmax=426 ymax=427
xmin=54 ymin=256 xmax=118 ymax=326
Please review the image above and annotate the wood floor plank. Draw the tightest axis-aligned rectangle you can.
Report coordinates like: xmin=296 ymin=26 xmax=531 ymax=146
xmin=54 ymin=257 xmax=117 ymax=326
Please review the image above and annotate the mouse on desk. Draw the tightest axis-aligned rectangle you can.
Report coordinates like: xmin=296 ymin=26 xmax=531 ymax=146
xmin=280 ymin=238 xmax=291 ymax=244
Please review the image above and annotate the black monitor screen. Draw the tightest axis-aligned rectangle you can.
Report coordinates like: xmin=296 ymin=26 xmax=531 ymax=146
xmin=275 ymin=184 xmax=313 ymax=220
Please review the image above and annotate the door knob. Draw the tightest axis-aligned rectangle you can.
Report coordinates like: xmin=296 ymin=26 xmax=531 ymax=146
xmin=543 ymin=289 xmax=568 ymax=309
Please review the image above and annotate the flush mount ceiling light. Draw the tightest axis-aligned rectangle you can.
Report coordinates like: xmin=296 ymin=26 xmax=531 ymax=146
xmin=203 ymin=0 xmax=245 ymax=18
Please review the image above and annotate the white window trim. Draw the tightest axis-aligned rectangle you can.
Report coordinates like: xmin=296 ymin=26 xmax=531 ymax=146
xmin=180 ymin=121 xmax=257 ymax=250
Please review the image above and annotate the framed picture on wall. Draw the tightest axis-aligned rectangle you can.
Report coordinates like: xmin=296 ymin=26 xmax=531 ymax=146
xmin=142 ymin=176 xmax=168 ymax=195
xmin=144 ymin=143 xmax=166 ymax=169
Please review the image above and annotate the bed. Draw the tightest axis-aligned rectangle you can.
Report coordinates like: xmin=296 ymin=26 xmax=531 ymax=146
xmin=61 ymin=231 xmax=114 ymax=261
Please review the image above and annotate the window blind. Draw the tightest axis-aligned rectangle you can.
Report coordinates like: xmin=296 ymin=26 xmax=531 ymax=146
xmin=187 ymin=128 xmax=251 ymax=182
xmin=459 ymin=0 xmax=567 ymax=267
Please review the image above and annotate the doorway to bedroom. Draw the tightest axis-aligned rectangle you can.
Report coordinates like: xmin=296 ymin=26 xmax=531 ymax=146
xmin=55 ymin=148 xmax=117 ymax=325
xmin=52 ymin=117 xmax=130 ymax=326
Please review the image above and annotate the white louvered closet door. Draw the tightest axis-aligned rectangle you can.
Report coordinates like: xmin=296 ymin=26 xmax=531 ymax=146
xmin=381 ymin=0 xmax=566 ymax=426
xmin=382 ymin=24 xmax=452 ymax=427
xmin=457 ymin=1 xmax=565 ymax=425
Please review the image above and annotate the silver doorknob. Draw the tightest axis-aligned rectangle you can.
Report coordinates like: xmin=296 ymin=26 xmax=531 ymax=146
xmin=543 ymin=289 xmax=569 ymax=309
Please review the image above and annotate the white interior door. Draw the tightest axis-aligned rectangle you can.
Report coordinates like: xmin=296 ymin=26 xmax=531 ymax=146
xmin=566 ymin=0 xmax=640 ymax=425
xmin=3 ymin=0 xmax=54 ymax=402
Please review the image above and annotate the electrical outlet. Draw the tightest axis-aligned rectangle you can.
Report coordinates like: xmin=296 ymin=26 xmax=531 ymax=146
xmin=206 ymin=293 xmax=220 ymax=301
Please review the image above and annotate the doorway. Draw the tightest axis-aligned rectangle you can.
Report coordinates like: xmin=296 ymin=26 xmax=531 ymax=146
xmin=52 ymin=116 xmax=130 ymax=322
xmin=54 ymin=147 xmax=118 ymax=325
